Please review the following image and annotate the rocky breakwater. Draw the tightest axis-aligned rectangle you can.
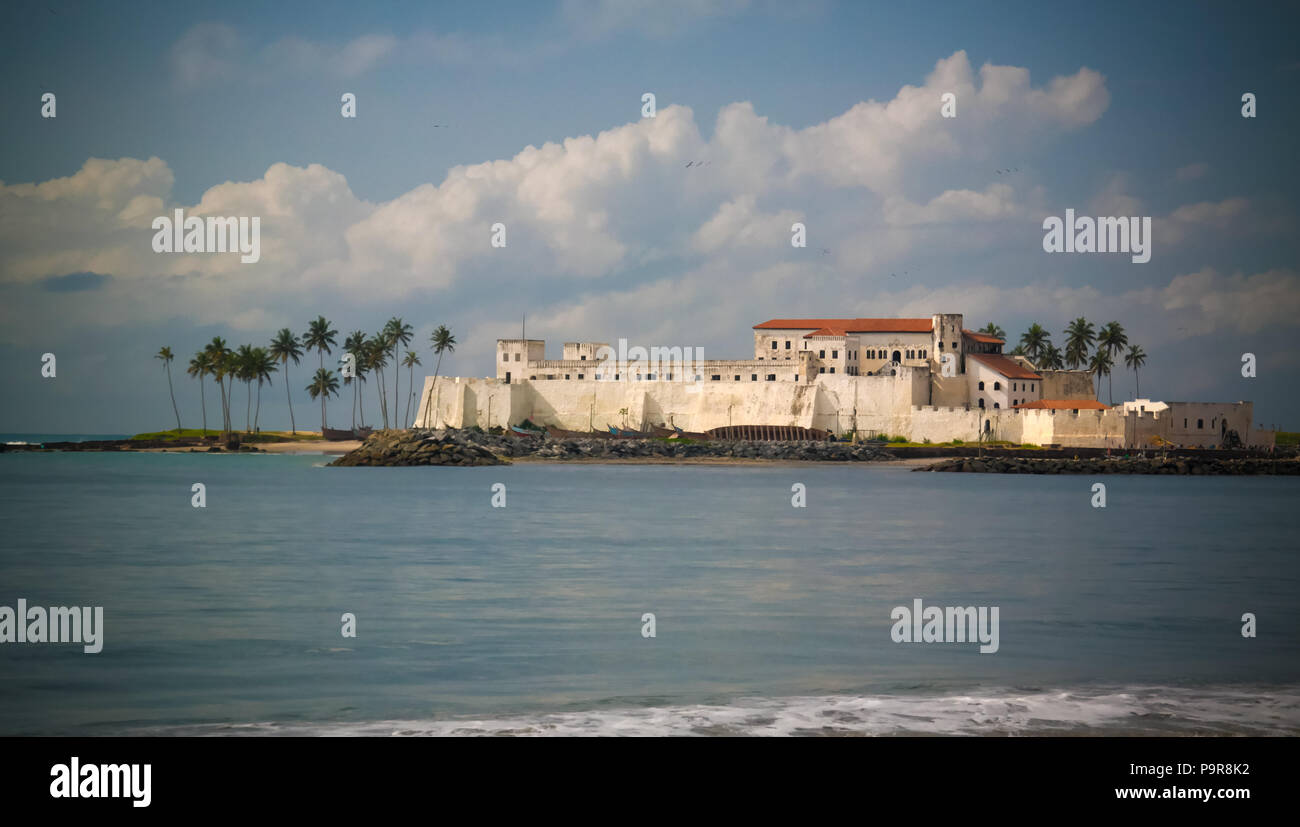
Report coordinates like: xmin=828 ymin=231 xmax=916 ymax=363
xmin=919 ymin=455 xmax=1300 ymax=475
xmin=329 ymin=429 xmax=509 ymax=467
xmin=329 ymin=428 xmax=898 ymax=465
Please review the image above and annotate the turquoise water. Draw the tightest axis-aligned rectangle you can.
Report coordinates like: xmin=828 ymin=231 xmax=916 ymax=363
xmin=1 ymin=451 xmax=1298 ymax=735
xmin=0 ymin=433 xmax=130 ymax=444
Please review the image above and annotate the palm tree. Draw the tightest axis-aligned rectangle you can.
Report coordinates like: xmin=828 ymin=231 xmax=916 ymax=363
xmin=1124 ymin=344 xmax=1147 ymax=398
xmin=155 ymin=346 xmax=182 ymax=434
xmin=1089 ymin=348 xmax=1114 ymax=402
xmin=306 ymin=368 xmax=340 ymax=432
xmin=1018 ymin=323 xmax=1050 ymax=363
xmin=186 ymin=350 xmax=211 ymax=437
xmin=204 ymin=337 xmax=232 ymax=435
xmin=402 ymin=350 xmax=422 ymax=426
xmin=383 ymin=318 xmax=414 ymax=429
xmin=1064 ymin=317 xmax=1096 ymax=369
xmin=1008 ymin=344 xmax=1027 ymax=356
xmin=303 ymin=316 xmax=338 ymax=371
xmin=424 ymin=325 xmax=457 ymax=428
xmin=1039 ymin=343 xmax=1065 ymax=371
xmin=978 ymin=322 xmax=1006 ymax=341
xmin=343 ymin=331 xmax=367 ymax=429
xmin=368 ymin=333 xmax=392 ymax=428
xmin=1097 ymin=321 xmax=1128 ymax=404
xmin=269 ymin=329 xmax=304 ymax=434
xmin=303 ymin=317 xmax=338 ymax=431
xmin=251 ymin=347 xmax=277 ymax=433
xmin=234 ymin=344 xmax=257 ymax=432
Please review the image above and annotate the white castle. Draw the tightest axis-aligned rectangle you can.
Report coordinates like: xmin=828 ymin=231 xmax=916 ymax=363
xmin=413 ymin=313 xmax=1272 ymax=449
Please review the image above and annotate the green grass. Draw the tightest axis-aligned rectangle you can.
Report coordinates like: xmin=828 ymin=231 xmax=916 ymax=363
xmin=1276 ymin=431 xmax=1299 ymax=446
xmin=131 ymin=429 xmax=322 ymax=443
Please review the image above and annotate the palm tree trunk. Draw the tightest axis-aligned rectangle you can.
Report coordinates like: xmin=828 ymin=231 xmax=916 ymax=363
xmin=284 ymin=360 xmax=297 ymax=434
xmin=351 ymin=378 xmax=357 ymax=429
xmin=405 ymin=364 xmax=415 ymax=425
xmin=245 ymin=381 xmax=252 ymax=433
xmin=393 ymin=347 xmax=400 ymax=429
xmin=166 ymin=363 xmax=182 ymax=434
xmin=359 ymin=381 xmax=367 ymax=428
xmin=254 ymin=381 xmax=263 ymax=432
xmin=198 ymin=378 xmax=207 ymax=436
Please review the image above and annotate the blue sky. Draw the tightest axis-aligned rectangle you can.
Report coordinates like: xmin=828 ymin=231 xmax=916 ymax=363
xmin=1 ymin=0 xmax=1298 ymax=433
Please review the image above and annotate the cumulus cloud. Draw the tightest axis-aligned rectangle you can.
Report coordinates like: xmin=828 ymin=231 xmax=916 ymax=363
xmin=1 ymin=51 xmax=1119 ymax=337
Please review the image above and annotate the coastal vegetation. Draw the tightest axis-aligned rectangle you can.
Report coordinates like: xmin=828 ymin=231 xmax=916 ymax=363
xmin=980 ymin=317 xmax=1142 ymax=405
xmin=156 ymin=318 xmax=457 ymax=438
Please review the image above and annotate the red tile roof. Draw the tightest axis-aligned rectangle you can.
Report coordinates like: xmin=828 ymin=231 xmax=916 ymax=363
xmin=963 ymin=329 xmax=1004 ymax=344
xmin=804 ymin=327 xmax=848 ymax=337
xmin=1012 ymin=399 xmax=1109 ymax=410
xmin=754 ymin=318 xmax=933 ymax=333
xmin=967 ymin=352 xmax=1042 ymax=380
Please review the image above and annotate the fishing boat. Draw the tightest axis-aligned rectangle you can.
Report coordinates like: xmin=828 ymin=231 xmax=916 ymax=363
xmin=322 ymin=426 xmax=373 ymax=441
xmin=510 ymin=424 xmax=545 ymax=437
xmin=607 ymin=424 xmax=649 ymax=438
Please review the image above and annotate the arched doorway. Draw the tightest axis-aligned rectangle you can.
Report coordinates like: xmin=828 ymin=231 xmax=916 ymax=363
xmin=983 ymin=419 xmax=991 ymax=434
xmin=891 ymin=350 xmax=902 ymax=362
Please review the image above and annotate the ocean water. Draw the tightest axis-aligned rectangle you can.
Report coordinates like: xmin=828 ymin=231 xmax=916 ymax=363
xmin=0 ymin=450 xmax=1297 ymax=736
xmin=0 ymin=433 xmax=130 ymax=444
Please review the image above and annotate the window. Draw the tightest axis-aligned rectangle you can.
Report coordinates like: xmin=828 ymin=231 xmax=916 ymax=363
xmin=735 ymin=375 xmax=740 ymax=381
xmin=665 ymin=373 xmax=672 ymax=380
xmin=564 ymin=374 xmax=570 ymax=380
xmin=819 ymin=367 xmax=825 ymax=374
xmin=502 ymin=353 xmax=509 ymax=361
xmin=751 ymin=374 xmax=757 ymax=381
xmin=939 ymin=341 xmax=945 ymax=350
xmin=530 ymin=375 xmax=536 ymax=380
xmin=580 ymin=355 xmax=586 ymax=360
xmin=515 ymin=353 xmax=520 ymax=361
xmin=578 ymin=374 xmax=584 ymax=380
xmin=832 ymin=350 xmax=838 ymax=358
xmin=830 ymin=367 xmax=835 ymax=373
xmin=1013 ymin=382 xmax=1017 ymax=391
xmin=993 ymin=402 xmax=1000 ymax=409
xmin=1183 ymin=418 xmax=1188 ymax=428
xmin=993 ymin=381 xmax=1001 ymax=390
xmin=766 ymin=374 xmax=776 ymax=381
xmin=1197 ymin=418 xmax=1204 ymax=429
xmin=952 ymin=342 xmax=957 ymax=349
xmin=647 ymin=373 xmax=655 ymax=380
xmin=785 ymin=340 xmax=791 ymax=349
xmin=819 ymin=350 xmax=826 ymax=358
xmin=615 ymin=374 xmax=620 ymax=380
xmin=711 ymin=375 xmax=721 ymax=381
xmin=771 ymin=341 xmax=777 ymax=349
xmin=978 ymin=381 xmax=985 ymax=390
xmin=978 ymin=398 xmax=985 ymax=409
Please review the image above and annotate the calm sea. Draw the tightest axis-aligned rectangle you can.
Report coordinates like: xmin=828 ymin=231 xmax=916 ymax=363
xmin=1 ymin=449 xmax=1297 ymax=736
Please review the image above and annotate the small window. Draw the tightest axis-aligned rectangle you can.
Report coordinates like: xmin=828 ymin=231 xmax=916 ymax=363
xmin=751 ymin=374 xmax=757 ymax=381
xmin=1184 ymin=418 xmax=1188 ymax=428
xmin=530 ymin=375 xmax=536 ymax=380
xmin=978 ymin=399 xmax=985 ymax=409
xmin=647 ymin=373 xmax=655 ymax=380
xmin=711 ymin=375 xmax=721 ymax=381
xmin=951 ymin=342 xmax=957 ymax=349
xmin=1013 ymin=382 xmax=1017 ymax=391
xmin=515 ymin=353 xmax=520 ymax=361
xmin=978 ymin=381 xmax=985 ymax=391
xmin=577 ymin=374 xmax=584 ymax=380
xmin=1197 ymin=418 xmax=1204 ymax=429
xmin=665 ymin=373 xmax=672 ymax=380
xmin=735 ymin=375 xmax=740 ymax=381
xmin=614 ymin=374 xmax=620 ymax=380
xmin=939 ymin=341 xmax=945 ymax=350
xmin=994 ymin=381 xmax=1001 ymax=390
xmin=502 ymin=353 xmax=509 ymax=361
xmin=580 ymin=355 xmax=586 ymax=361
xmin=993 ymin=402 xmax=1000 ymax=409
xmin=819 ymin=350 xmax=826 ymax=358
xmin=565 ymin=374 xmax=570 ymax=380
xmin=771 ymin=341 xmax=778 ymax=349
xmin=785 ymin=341 xmax=791 ymax=349
xmin=766 ymin=374 xmax=776 ymax=381
xmin=832 ymin=350 xmax=838 ymax=359
xmin=819 ymin=367 xmax=825 ymax=374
